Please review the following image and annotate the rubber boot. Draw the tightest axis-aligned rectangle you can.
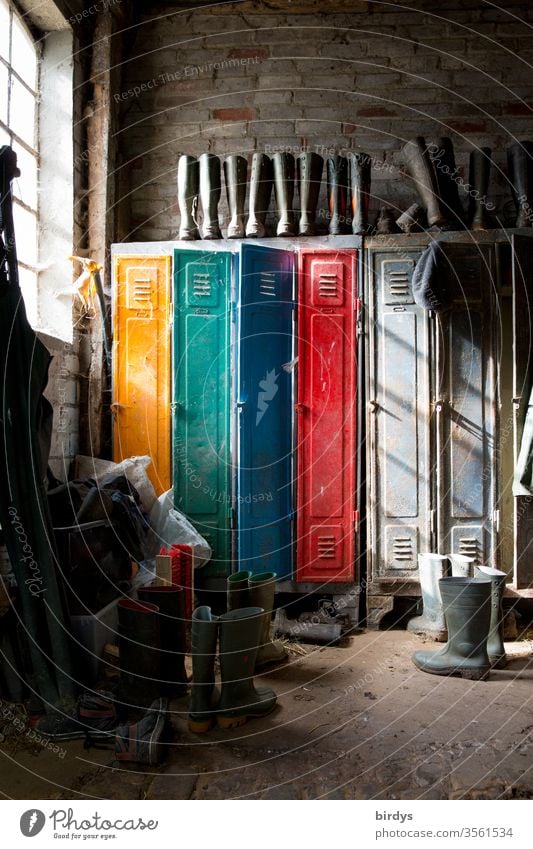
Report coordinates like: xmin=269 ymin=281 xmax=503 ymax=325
xmin=227 ymin=570 xmax=251 ymax=612
xmin=350 ymin=152 xmax=371 ymax=235
xmin=430 ymin=137 xmax=466 ymax=229
xmin=326 ymin=154 xmax=349 ymax=235
xmin=475 ymin=566 xmax=507 ymax=668
xmin=468 ymin=147 xmax=492 ymax=230
xmin=448 ymin=553 xmax=475 ymax=578
xmin=374 ymin=206 xmax=400 ymax=235
xmin=245 ymin=153 xmax=273 ymax=237
xmin=412 ymin=577 xmax=492 ymax=680
xmin=138 ymin=585 xmax=187 ymax=697
xmin=407 ymin=553 xmax=448 ymax=641
xmin=224 ymin=154 xmax=247 ymax=238
xmin=199 ymin=152 xmax=222 ymax=239
xmin=217 ymin=607 xmax=277 ymax=729
xmin=297 ymin=151 xmax=324 ymax=235
xmin=248 ymin=571 xmax=288 ymax=668
xmin=272 ymin=152 xmax=296 ymax=236
xmin=188 ymin=606 xmax=219 ymax=733
xmin=396 ymin=202 xmax=425 ymax=234
xmin=399 ymin=136 xmax=450 ymax=229
xmin=177 ymin=155 xmax=200 ymax=240
xmin=507 ymin=140 xmax=533 ymax=227
xmin=118 ymin=599 xmax=161 ymax=709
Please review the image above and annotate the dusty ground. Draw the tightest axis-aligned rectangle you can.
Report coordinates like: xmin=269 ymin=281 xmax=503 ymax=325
xmin=1 ymin=629 xmax=532 ymax=801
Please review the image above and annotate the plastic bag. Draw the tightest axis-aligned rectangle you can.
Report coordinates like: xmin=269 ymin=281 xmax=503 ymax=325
xmin=74 ymin=454 xmax=157 ymax=513
xmin=145 ymin=490 xmax=211 ymax=567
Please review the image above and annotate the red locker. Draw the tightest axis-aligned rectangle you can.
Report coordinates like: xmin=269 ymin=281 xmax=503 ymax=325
xmin=296 ymin=250 xmax=358 ymax=582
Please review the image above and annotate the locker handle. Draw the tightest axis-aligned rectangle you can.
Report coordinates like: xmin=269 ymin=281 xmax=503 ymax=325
xmin=368 ymin=400 xmax=379 ymax=413
xmin=170 ymin=400 xmax=183 ymax=411
xmin=110 ymin=402 xmax=128 ymax=414
xmin=236 ymin=400 xmax=247 ymax=408
xmin=433 ymin=398 xmax=445 ymax=413
xmin=512 ymin=396 xmax=522 ymax=408
xmin=294 ymin=403 xmax=306 ymax=414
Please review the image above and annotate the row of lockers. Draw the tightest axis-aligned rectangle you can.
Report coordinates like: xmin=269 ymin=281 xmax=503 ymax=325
xmin=112 ymin=245 xmax=359 ymax=583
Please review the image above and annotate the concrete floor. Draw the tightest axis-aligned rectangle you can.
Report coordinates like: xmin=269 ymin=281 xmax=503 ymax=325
xmin=1 ymin=629 xmax=532 ymax=800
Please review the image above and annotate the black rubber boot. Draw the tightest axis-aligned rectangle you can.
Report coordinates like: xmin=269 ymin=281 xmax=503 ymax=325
xmin=224 ymin=154 xmax=248 ymax=238
xmin=412 ymin=577 xmax=492 ymax=680
xmin=475 ymin=566 xmax=507 ymax=669
xmin=217 ymin=607 xmax=277 ymax=729
xmin=246 ymin=153 xmax=273 ymax=237
xmin=326 ymin=154 xmax=349 ymax=235
xmin=468 ymin=147 xmax=492 ymax=230
xmin=177 ymin=155 xmax=200 ymax=240
xmin=350 ymin=152 xmax=372 ymax=235
xmin=227 ymin=570 xmax=251 ymax=612
xmin=396 ymin=202 xmax=425 ymax=233
xmin=374 ymin=206 xmax=400 ymax=234
xmin=138 ymin=585 xmax=188 ymax=696
xmin=248 ymin=571 xmax=288 ymax=668
xmin=430 ymin=137 xmax=466 ymax=229
xmin=507 ymin=140 xmax=533 ymax=227
xmin=272 ymin=152 xmax=296 ymax=236
xmin=188 ymin=606 xmax=219 ymax=733
xmin=399 ymin=136 xmax=450 ymax=229
xmin=297 ymin=151 xmax=324 ymax=235
xmin=118 ymin=599 xmax=162 ymax=709
xmin=199 ymin=152 xmax=222 ymax=239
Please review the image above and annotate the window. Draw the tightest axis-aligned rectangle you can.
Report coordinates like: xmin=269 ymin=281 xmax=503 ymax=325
xmin=0 ymin=0 xmax=40 ymax=324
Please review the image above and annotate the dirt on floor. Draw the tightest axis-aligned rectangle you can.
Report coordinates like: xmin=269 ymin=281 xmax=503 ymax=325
xmin=1 ymin=629 xmax=532 ymax=801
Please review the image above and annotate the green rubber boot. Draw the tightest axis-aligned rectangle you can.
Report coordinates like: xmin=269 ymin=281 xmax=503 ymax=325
xmin=412 ymin=577 xmax=492 ymax=681
xmin=227 ymin=571 xmax=251 ymax=612
xmin=217 ymin=607 xmax=277 ymax=730
xmin=475 ymin=566 xmax=507 ymax=669
xmin=249 ymin=572 xmax=288 ymax=668
xmin=188 ymin=606 xmax=219 ymax=733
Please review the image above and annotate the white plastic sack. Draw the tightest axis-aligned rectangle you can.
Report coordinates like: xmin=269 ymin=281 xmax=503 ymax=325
xmin=146 ymin=489 xmax=212 ymax=567
xmin=74 ymin=454 xmax=157 ymax=513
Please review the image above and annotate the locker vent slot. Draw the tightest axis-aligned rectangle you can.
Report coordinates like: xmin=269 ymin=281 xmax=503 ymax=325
xmin=387 ymin=272 xmax=410 ymax=298
xmin=259 ymin=271 xmax=277 ymax=297
xmin=131 ymin=279 xmax=152 ymax=303
xmin=192 ymin=272 xmax=212 ymax=298
xmin=393 ymin=536 xmax=414 ymax=562
xmin=318 ymin=273 xmax=338 ymax=298
xmin=458 ymin=537 xmax=479 ymax=561
xmin=317 ymin=535 xmax=337 ymax=559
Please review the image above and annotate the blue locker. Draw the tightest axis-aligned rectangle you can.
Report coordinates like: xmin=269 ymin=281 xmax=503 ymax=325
xmin=236 ymin=244 xmax=294 ymax=578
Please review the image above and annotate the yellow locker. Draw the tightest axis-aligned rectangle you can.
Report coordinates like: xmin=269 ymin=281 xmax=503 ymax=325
xmin=113 ymin=255 xmax=171 ymax=494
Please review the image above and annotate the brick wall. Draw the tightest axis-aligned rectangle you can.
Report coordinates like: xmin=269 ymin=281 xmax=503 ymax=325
xmin=115 ymin=0 xmax=533 ymax=240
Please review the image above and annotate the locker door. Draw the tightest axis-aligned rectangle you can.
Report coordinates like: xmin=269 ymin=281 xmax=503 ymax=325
xmin=512 ymin=234 xmax=533 ymax=588
xmin=368 ymin=249 xmax=432 ymax=579
xmin=437 ymin=244 xmax=497 ymax=567
xmin=113 ymin=255 xmax=171 ymax=494
xmin=173 ymin=250 xmax=231 ymax=577
xmin=237 ymin=244 xmax=294 ymax=578
xmin=296 ymin=250 xmax=357 ymax=582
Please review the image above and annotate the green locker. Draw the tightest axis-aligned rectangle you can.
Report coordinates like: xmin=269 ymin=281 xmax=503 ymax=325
xmin=173 ymin=249 xmax=232 ymax=577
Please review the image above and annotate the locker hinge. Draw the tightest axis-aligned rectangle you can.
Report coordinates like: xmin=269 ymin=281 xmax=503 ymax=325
xmin=229 ymin=509 xmax=236 ymax=529
xmin=493 ymin=509 xmax=500 ymax=534
xmin=353 ymin=510 xmax=359 ymax=532
xmin=429 ymin=509 xmax=436 ymax=536
xmin=168 ymin=302 xmax=174 ymax=325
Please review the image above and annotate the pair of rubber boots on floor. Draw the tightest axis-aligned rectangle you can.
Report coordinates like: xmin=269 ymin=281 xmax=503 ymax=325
xmin=117 ymin=585 xmax=187 ymax=710
xmin=409 ymin=553 xmax=507 ymax=680
xmin=188 ymin=572 xmax=286 ymax=732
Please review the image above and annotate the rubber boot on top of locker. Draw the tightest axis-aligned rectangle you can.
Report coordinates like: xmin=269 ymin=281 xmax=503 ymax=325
xmin=248 ymin=572 xmax=288 ymax=668
xmin=177 ymin=155 xmax=200 ymax=240
xmin=246 ymin=153 xmax=273 ymax=238
xmin=475 ymin=566 xmax=508 ymax=669
xmin=217 ymin=607 xmax=277 ymax=729
xmin=188 ymin=606 xmax=219 ymax=733
xmin=407 ymin=553 xmax=448 ymax=642
xmin=224 ymin=154 xmax=247 ymax=239
xmin=199 ymin=153 xmax=222 ymax=239
xmin=272 ymin=152 xmax=296 ymax=236
xmin=227 ymin=571 xmax=251 ymax=612
xmin=412 ymin=577 xmax=492 ymax=680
